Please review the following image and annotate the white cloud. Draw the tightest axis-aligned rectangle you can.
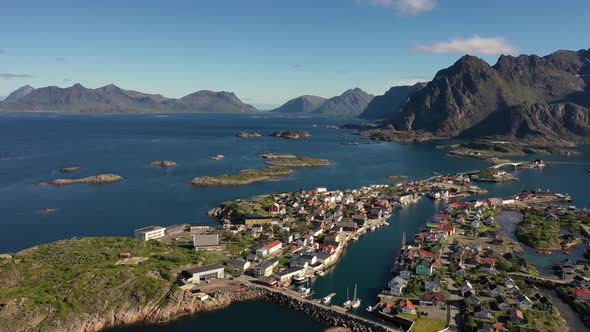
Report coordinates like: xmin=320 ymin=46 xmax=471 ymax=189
xmin=359 ymin=0 xmax=437 ymax=15
xmin=0 ymin=73 xmax=35 ymax=79
xmin=413 ymin=36 xmax=520 ymax=55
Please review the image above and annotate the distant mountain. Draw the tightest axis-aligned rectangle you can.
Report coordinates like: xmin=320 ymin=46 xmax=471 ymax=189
xmin=359 ymin=83 xmax=425 ymax=120
xmin=4 ymin=85 xmax=34 ymax=102
xmin=0 ymin=84 xmax=257 ymax=113
xmin=384 ymin=48 xmax=590 ymax=143
xmin=271 ymin=95 xmax=327 ymax=113
xmin=312 ymin=88 xmax=374 ymax=117
xmin=271 ymin=88 xmax=373 ymax=117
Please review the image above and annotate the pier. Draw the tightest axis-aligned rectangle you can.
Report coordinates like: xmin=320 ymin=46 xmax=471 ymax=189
xmin=244 ymin=279 xmax=401 ymax=332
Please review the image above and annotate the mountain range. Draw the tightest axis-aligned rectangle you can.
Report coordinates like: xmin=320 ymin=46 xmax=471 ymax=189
xmin=361 ymin=48 xmax=590 ymax=144
xmin=271 ymin=88 xmax=374 ymax=117
xmin=0 ymin=84 xmax=257 ymax=113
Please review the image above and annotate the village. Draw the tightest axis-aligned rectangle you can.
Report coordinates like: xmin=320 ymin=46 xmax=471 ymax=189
xmin=130 ymin=170 xmax=588 ymax=332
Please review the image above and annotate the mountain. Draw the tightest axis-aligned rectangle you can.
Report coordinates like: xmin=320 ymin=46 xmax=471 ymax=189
xmin=0 ymin=84 xmax=257 ymax=113
xmin=359 ymin=83 xmax=426 ymax=120
xmin=4 ymin=85 xmax=34 ymax=102
xmin=271 ymin=95 xmax=327 ymax=113
xmin=164 ymin=90 xmax=256 ymax=113
xmin=388 ymin=48 xmax=590 ymax=143
xmin=312 ymin=88 xmax=374 ymax=117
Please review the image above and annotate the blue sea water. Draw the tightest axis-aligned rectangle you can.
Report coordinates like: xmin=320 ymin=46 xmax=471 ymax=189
xmin=1 ymin=112 xmax=589 ymax=331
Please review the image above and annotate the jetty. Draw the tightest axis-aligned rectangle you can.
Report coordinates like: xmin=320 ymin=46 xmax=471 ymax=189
xmin=245 ymin=279 xmax=401 ymax=332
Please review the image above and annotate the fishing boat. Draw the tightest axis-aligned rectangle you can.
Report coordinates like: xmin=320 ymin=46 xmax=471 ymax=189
xmin=351 ymin=284 xmax=361 ymax=308
xmin=343 ymin=288 xmax=352 ymax=308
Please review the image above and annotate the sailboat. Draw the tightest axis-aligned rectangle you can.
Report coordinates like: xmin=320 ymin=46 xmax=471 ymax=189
xmin=342 ymin=287 xmax=352 ymax=308
xmin=351 ymin=284 xmax=361 ymax=308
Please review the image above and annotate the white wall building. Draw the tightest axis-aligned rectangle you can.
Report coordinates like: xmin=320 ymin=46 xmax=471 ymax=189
xmin=134 ymin=225 xmax=166 ymax=241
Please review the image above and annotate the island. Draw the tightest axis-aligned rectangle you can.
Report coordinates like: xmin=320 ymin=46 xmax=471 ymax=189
xmin=191 ymin=166 xmax=294 ymax=186
xmin=38 ymin=173 xmax=123 ymax=186
xmin=446 ymin=140 xmax=578 ymax=160
xmin=59 ymin=166 xmax=82 ymax=173
xmin=358 ymin=128 xmax=434 ymax=143
xmin=210 ymin=154 xmax=224 ymax=160
xmin=264 ymin=156 xmax=331 ymax=167
xmin=258 ymin=153 xmax=297 ymax=159
xmin=270 ymin=130 xmax=311 ymax=139
xmin=469 ymin=168 xmax=516 ymax=182
xmin=235 ymin=132 xmax=262 ymax=138
xmin=149 ymin=160 xmax=177 ymax=167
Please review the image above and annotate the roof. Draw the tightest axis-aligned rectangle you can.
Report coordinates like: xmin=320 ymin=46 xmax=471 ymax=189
xmin=265 ymin=240 xmax=282 ymax=249
xmin=422 ymin=292 xmax=445 ymax=301
xmin=574 ymin=288 xmax=590 ymax=297
xmin=135 ymin=225 xmax=165 ymax=232
xmin=193 ymin=234 xmax=219 ymax=247
xmin=510 ymin=309 xmax=523 ymax=319
xmin=258 ymin=258 xmax=279 ymax=269
xmin=399 ymin=299 xmax=415 ymax=310
xmin=184 ymin=264 xmax=224 ymax=275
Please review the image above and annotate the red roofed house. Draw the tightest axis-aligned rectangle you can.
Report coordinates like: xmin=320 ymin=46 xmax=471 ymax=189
xmin=419 ymin=250 xmax=435 ymax=259
xmin=448 ymin=201 xmax=469 ymax=208
xmin=265 ymin=240 xmax=283 ymax=255
xmin=419 ymin=292 xmax=446 ymax=306
xmin=440 ymin=224 xmax=456 ymax=236
xmin=398 ymin=299 xmax=416 ymax=314
xmin=290 ymin=245 xmax=302 ymax=253
xmin=433 ymin=214 xmax=450 ymax=223
xmin=574 ymin=288 xmax=590 ymax=300
xmin=269 ymin=203 xmax=280 ymax=215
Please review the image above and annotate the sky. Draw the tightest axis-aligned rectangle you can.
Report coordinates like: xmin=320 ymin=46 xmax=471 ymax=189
xmin=0 ymin=0 xmax=589 ymax=109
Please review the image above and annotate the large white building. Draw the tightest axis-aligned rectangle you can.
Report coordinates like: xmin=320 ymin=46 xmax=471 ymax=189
xmin=134 ymin=225 xmax=166 ymax=241
xmin=178 ymin=264 xmax=225 ymax=284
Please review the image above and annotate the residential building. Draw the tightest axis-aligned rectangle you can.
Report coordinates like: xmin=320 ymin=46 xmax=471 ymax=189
xmin=134 ymin=225 xmax=166 ymax=241
xmin=274 ymin=267 xmax=305 ymax=283
xmin=573 ymin=288 xmax=590 ymax=300
xmin=415 ymin=260 xmax=433 ymax=276
xmin=419 ymin=292 xmax=445 ymax=306
xmin=510 ymin=309 xmax=525 ymax=325
xmin=165 ymin=224 xmax=185 ymax=236
xmin=388 ymin=276 xmax=407 ymax=296
xmin=178 ymin=264 xmax=225 ymax=284
xmin=398 ymin=299 xmax=416 ymax=314
xmin=461 ymin=280 xmax=475 ymax=297
xmin=254 ymin=258 xmax=279 ymax=277
xmin=516 ymin=293 xmax=533 ymax=310
xmin=226 ymin=259 xmax=250 ymax=271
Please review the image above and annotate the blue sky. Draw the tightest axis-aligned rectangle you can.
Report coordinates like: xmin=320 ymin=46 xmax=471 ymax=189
xmin=0 ymin=0 xmax=589 ymax=108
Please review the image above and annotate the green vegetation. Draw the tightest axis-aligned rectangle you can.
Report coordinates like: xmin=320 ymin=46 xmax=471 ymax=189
xmin=522 ymin=308 xmax=562 ymax=332
xmin=264 ymin=156 xmax=331 ymax=167
xmin=0 ymin=237 xmax=221 ymax=328
xmin=410 ymin=318 xmax=447 ymax=332
xmin=192 ymin=166 xmax=294 ymax=186
xmin=359 ymin=129 xmax=433 ymax=143
xmin=516 ymin=207 xmax=587 ymax=250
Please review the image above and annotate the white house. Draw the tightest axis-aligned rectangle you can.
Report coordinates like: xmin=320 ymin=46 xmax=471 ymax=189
xmin=424 ymin=279 xmax=442 ymax=293
xmin=178 ymin=264 xmax=225 ymax=284
xmin=399 ymin=270 xmax=412 ymax=279
xmin=388 ymin=276 xmax=408 ymax=296
xmin=461 ymin=280 xmax=475 ymax=297
xmin=254 ymin=258 xmax=279 ymax=277
xmin=134 ymin=225 xmax=166 ymax=241
xmin=516 ymin=293 xmax=533 ymax=310
xmin=226 ymin=259 xmax=250 ymax=271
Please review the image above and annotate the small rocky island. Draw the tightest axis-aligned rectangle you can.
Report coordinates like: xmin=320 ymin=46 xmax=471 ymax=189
xmin=235 ymin=132 xmax=262 ymax=138
xmin=59 ymin=166 xmax=82 ymax=173
xmin=470 ymin=168 xmax=516 ymax=182
xmin=210 ymin=154 xmax=225 ymax=160
xmin=148 ymin=160 xmax=177 ymax=167
xmin=191 ymin=166 xmax=293 ymax=186
xmin=270 ymin=130 xmax=311 ymax=139
xmin=264 ymin=156 xmax=331 ymax=167
xmin=258 ymin=153 xmax=297 ymax=159
xmin=39 ymin=174 xmax=123 ymax=186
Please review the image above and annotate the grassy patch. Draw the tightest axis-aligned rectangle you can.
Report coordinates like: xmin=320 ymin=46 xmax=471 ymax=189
xmin=410 ymin=318 xmax=447 ymax=332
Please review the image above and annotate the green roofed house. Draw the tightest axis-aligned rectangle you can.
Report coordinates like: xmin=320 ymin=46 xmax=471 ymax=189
xmin=416 ymin=260 xmax=433 ymax=276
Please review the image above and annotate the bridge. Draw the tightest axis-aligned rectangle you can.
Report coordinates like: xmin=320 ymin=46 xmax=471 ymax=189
xmin=490 ymin=162 xmax=524 ymax=169
xmin=508 ymin=272 xmax=570 ymax=286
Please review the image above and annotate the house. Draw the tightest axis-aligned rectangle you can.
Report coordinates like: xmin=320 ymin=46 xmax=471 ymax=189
xmin=337 ymin=221 xmax=359 ymax=232
xmin=538 ymin=296 xmax=553 ymax=311
xmin=473 ymin=304 xmax=493 ymax=320
xmin=315 ymin=251 xmax=336 ymax=265
xmin=274 ymin=267 xmax=305 ymax=283
xmin=178 ymin=264 xmax=225 ymax=285
xmin=265 ymin=240 xmax=283 ymax=255
xmin=189 ymin=223 xmax=211 ymax=233
xmin=503 ymin=277 xmax=516 ymax=289
xmin=464 ymin=292 xmax=480 ymax=305
xmin=246 ymin=253 xmax=259 ymax=262
xmin=416 ymin=260 xmax=433 ymax=276
xmin=226 ymin=258 xmax=250 ymax=271
xmin=494 ymin=295 xmax=511 ymax=311
xmin=165 ymin=224 xmax=185 ymax=236
xmin=573 ymin=288 xmax=590 ymax=300
xmin=193 ymin=234 xmax=221 ymax=250
xmin=388 ymin=276 xmax=408 ymax=296
xmin=399 ymin=269 xmax=412 ymax=279
xmin=283 ymin=233 xmax=294 ymax=244
xmin=398 ymin=299 xmax=416 ymax=314
xmin=269 ymin=203 xmax=281 ymax=215
xmin=253 ymin=258 xmax=279 ymax=277
xmin=424 ymin=278 xmax=442 ymax=293
xmin=419 ymin=292 xmax=445 ymax=306
xmin=134 ymin=225 xmax=166 ymax=241
xmin=516 ymin=293 xmax=533 ymax=310
xmin=461 ymin=280 xmax=475 ymax=297
xmin=291 ymin=253 xmax=317 ymax=268
xmin=509 ymin=309 xmax=525 ymax=325
xmin=573 ymin=275 xmax=590 ymax=289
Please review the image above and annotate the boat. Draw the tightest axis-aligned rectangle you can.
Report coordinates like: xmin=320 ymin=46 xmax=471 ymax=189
xmin=366 ymin=305 xmax=374 ymax=312
xmin=321 ymin=292 xmax=336 ymax=304
xmin=343 ymin=288 xmax=352 ymax=308
xmin=298 ymin=278 xmax=311 ymax=295
xmin=293 ymin=275 xmax=306 ymax=283
xmin=316 ymin=270 xmax=325 ymax=276
xmin=351 ymin=283 xmax=361 ymax=308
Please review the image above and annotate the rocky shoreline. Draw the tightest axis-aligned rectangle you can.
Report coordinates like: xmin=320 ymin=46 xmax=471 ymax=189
xmin=37 ymin=174 xmax=123 ymax=186
xmin=148 ymin=160 xmax=177 ymax=167
xmin=270 ymin=130 xmax=311 ymax=139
